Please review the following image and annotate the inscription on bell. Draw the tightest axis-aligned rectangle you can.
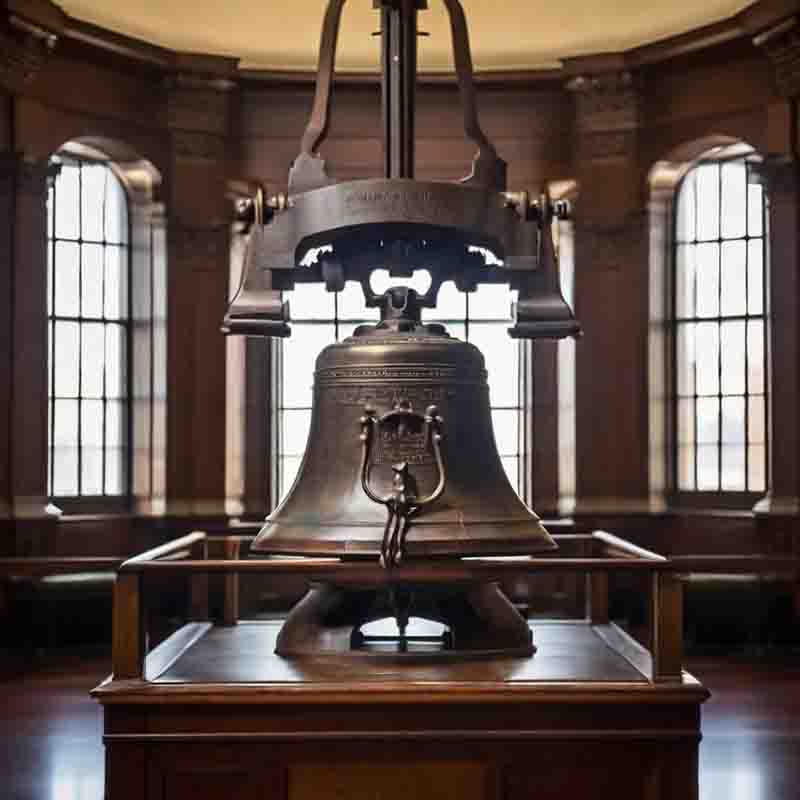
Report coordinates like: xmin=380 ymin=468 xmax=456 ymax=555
xmin=373 ymin=426 xmax=433 ymax=466
xmin=332 ymin=386 xmax=453 ymax=407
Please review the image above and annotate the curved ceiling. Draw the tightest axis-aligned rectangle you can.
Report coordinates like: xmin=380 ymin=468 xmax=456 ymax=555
xmin=59 ymin=0 xmax=752 ymax=72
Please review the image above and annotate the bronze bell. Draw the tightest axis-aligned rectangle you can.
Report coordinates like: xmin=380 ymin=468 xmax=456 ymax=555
xmin=224 ymin=0 xmax=581 ymax=658
xmin=251 ymin=286 xmax=556 ymax=563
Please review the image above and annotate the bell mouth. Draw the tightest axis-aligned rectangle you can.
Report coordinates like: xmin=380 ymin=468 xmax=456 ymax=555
xmin=249 ymin=519 xmax=558 ymax=559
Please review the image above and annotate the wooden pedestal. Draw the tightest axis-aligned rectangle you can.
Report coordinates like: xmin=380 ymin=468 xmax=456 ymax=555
xmin=94 ymin=619 xmax=708 ymax=800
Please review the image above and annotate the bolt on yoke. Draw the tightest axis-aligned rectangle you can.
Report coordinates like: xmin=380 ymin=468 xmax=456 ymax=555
xmin=223 ymin=0 xmax=580 ymax=341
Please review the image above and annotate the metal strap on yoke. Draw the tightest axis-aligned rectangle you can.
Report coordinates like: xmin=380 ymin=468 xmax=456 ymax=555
xmin=291 ymin=0 xmax=506 ymax=193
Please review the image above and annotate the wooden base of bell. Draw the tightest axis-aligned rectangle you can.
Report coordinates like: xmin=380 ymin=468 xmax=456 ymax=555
xmin=275 ymin=581 xmax=534 ymax=659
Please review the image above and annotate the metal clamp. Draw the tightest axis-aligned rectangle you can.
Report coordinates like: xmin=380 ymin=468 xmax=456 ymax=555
xmin=359 ymin=401 xmax=445 ymax=567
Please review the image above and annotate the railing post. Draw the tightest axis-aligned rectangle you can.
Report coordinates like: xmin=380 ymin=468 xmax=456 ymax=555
xmin=586 ymin=570 xmax=609 ymax=624
xmin=650 ymin=569 xmax=683 ymax=682
xmin=222 ymin=538 xmax=241 ymax=626
xmin=112 ymin=572 xmax=145 ymax=680
xmin=189 ymin=535 xmax=209 ymax=622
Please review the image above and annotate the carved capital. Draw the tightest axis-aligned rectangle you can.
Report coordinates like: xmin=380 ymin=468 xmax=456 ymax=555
xmin=566 ymin=70 xmax=640 ymax=160
xmin=754 ymin=16 xmax=800 ymax=97
xmin=0 ymin=0 xmax=64 ymax=92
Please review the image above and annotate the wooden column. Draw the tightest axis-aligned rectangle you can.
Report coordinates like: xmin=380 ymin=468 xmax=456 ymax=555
xmin=0 ymin=153 xmax=58 ymax=554
xmin=751 ymin=19 xmax=800 ymax=546
xmin=0 ymin=3 xmax=63 ymax=553
xmin=565 ymin=63 xmax=650 ymax=516
xmin=164 ymin=56 xmax=238 ymax=518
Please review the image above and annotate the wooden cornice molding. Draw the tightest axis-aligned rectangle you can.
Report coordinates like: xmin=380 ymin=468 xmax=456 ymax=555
xmin=0 ymin=0 xmax=65 ymax=92
xmin=18 ymin=0 xmax=800 ymax=90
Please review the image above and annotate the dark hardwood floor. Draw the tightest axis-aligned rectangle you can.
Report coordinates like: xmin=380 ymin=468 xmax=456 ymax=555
xmin=1 ymin=648 xmax=798 ymax=799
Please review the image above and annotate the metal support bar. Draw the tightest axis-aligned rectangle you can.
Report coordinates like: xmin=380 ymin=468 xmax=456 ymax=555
xmin=379 ymin=0 xmax=423 ymax=178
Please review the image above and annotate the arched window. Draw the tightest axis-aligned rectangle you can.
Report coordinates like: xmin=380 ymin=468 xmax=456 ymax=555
xmin=272 ymin=272 xmax=526 ymax=506
xmin=47 ymin=154 xmax=131 ymax=509
xmin=673 ymin=156 xmax=767 ymax=503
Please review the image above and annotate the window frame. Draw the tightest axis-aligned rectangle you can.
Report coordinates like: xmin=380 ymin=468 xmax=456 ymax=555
xmin=668 ymin=154 xmax=769 ymax=510
xmin=47 ymin=152 xmax=134 ymax=515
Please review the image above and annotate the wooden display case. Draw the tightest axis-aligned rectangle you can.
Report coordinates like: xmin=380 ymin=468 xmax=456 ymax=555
xmin=94 ymin=531 xmax=708 ymax=800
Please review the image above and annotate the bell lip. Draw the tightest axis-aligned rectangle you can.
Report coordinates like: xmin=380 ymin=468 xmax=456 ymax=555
xmin=248 ymin=535 xmax=559 ymax=558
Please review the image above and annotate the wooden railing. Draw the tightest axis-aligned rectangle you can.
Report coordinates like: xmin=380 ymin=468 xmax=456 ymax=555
xmin=109 ymin=530 xmax=696 ymax=684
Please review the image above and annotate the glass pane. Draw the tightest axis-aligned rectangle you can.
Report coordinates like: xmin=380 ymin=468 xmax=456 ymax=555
xmin=720 ymin=161 xmax=747 ymax=239
xmin=81 ymin=244 xmax=104 ymax=318
xmin=491 ymin=409 xmax=519 ymax=456
xmin=105 ymin=246 xmax=128 ymax=319
xmin=81 ymin=322 xmax=105 ymax=398
xmin=81 ymin=164 xmax=106 ymax=242
xmin=54 ymin=321 xmax=80 ymax=397
xmin=106 ymin=400 xmax=125 ymax=448
xmin=747 ymin=320 xmax=765 ymax=394
xmin=676 ymin=324 xmax=695 ymax=396
xmin=47 ymin=243 xmax=53 ymax=316
xmin=81 ymin=399 xmax=103 ymax=446
xmin=678 ymin=445 xmax=695 ymax=490
xmin=104 ymin=172 xmax=127 ymax=245
xmin=105 ymin=324 xmax=127 ymax=398
xmin=281 ymin=409 xmax=312 ymax=456
xmin=748 ymin=182 xmax=763 ymax=237
xmin=748 ymin=395 xmax=765 ymax=445
xmin=279 ymin=456 xmax=303 ymax=500
xmin=337 ymin=281 xmax=375 ymax=321
xmin=720 ymin=321 xmax=745 ymax=395
xmin=469 ymin=285 xmax=515 ymax=321
xmin=370 ymin=269 xmax=432 ymax=297
xmin=55 ymin=164 xmax=80 ymax=240
xmin=47 ymin=183 xmax=54 ymax=239
xmin=501 ymin=456 xmax=520 ymax=494
xmin=468 ymin=323 xmax=518 ymax=407
xmin=676 ymin=172 xmax=696 ymax=242
xmin=53 ymin=399 xmax=78 ymax=446
xmin=105 ymin=447 xmax=125 ymax=495
xmin=696 ymin=163 xmax=720 ymax=241
xmin=695 ymin=322 xmax=719 ymax=396
xmin=54 ymin=242 xmax=80 ymax=317
xmin=697 ymin=445 xmax=719 ymax=490
xmin=82 ymin=446 xmax=103 ymax=495
xmin=677 ymin=397 xmax=695 ymax=444
xmin=48 ymin=321 xmax=54 ymax=395
xmin=53 ymin=446 xmax=78 ymax=496
xmin=721 ymin=396 xmax=745 ymax=443
xmin=427 ymin=280 xmax=465 ymax=321
xmin=284 ymin=283 xmax=334 ymax=320
xmin=695 ymin=243 xmax=719 ymax=318
xmin=696 ymin=397 xmax=719 ymax=444
xmin=281 ymin=324 xmax=335 ymax=408
xmin=446 ymin=322 xmax=466 ymax=341
xmin=748 ymin=444 xmax=766 ymax=491
xmin=675 ymin=245 xmax=695 ymax=318
xmin=747 ymin=239 xmax=763 ymax=315
xmin=720 ymin=241 xmax=746 ymax=316
xmin=721 ymin=445 xmax=745 ymax=491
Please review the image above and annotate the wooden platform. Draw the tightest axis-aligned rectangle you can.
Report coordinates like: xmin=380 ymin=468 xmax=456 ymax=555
xmin=148 ymin=620 xmax=645 ymax=684
xmin=94 ymin=619 xmax=708 ymax=800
